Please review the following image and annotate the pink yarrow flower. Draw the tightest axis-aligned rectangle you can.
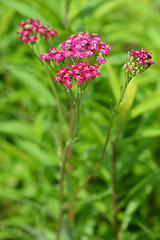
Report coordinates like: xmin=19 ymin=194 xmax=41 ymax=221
xmin=39 ymin=32 xmax=112 ymax=94
xmin=29 ymin=35 xmax=38 ymax=42
xmin=123 ymin=49 xmax=155 ymax=80
xmin=20 ymin=35 xmax=29 ymax=44
xmin=40 ymin=32 xmax=112 ymax=67
xmin=17 ymin=18 xmax=57 ymax=44
xmin=52 ymin=62 xmax=101 ymax=89
xmin=97 ymin=56 xmax=106 ymax=64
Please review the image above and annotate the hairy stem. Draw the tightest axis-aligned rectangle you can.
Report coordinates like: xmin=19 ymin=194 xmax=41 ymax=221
xmin=112 ymin=155 xmax=119 ymax=240
xmin=56 ymin=94 xmax=81 ymax=240
xmin=111 ymin=121 xmax=123 ymax=240
xmin=72 ymin=90 xmax=81 ymax=139
xmin=66 ymin=98 xmax=75 ymax=222
xmin=65 ymin=82 xmax=128 ymax=209
xmin=56 ymin=144 xmax=69 ymax=240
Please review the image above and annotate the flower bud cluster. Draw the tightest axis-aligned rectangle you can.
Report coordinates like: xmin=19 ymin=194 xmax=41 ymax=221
xmin=53 ymin=62 xmax=100 ymax=89
xmin=17 ymin=19 xmax=57 ymax=44
xmin=123 ymin=49 xmax=155 ymax=80
xmin=40 ymin=32 xmax=112 ymax=65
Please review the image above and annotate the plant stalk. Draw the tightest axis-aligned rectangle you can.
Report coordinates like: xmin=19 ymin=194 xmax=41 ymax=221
xmin=65 ymin=81 xmax=128 ymax=209
xmin=111 ymin=121 xmax=123 ymax=240
xmin=56 ymin=94 xmax=81 ymax=240
xmin=71 ymin=90 xmax=81 ymax=139
xmin=56 ymin=144 xmax=69 ymax=240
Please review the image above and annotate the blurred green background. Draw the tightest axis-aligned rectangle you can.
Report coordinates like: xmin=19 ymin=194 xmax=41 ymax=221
xmin=0 ymin=0 xmax=160 ymax=239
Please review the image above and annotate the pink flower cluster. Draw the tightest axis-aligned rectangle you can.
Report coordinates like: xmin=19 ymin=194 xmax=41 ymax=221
xmin=53 ymin=62 xmax=100 ymax=88
xmin=123 ymin=49 xmax=155 ymax=79
xmin=17 ymin=19 xmax=57 ymax=44
xmin=40 ymin=32 xmax=112 ymax=65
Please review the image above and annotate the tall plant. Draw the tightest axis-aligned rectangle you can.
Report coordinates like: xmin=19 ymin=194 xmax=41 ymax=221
xmin=17 ymin=19 xmax=155 ymax=240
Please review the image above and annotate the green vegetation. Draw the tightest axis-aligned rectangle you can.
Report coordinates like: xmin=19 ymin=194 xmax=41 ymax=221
xmin=0 ymin=0 xmax=160 ymax=239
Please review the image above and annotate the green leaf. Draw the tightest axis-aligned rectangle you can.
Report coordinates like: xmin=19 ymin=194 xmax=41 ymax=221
xmin=0 ymin=120 xmax=33 ymax=137
xmin=105 ymin=62 xmax=120 ymax=101
xmin=6 ymin=64 xmax=56 ymax=106
xmin=1 ymin=140 xmax=33 ymax=162
xmin=71 ymin=0 xmax=101 ymax=21
xmin=140 ymin=129 xmax=160 ymax=138
xmin=130 ymin=94 xmax=160 ymax=119
xmin=72 ymin=189 xmax=111 ymax=206
xmin=119 ymin=128 xmax=160 ymax=145
xmin=0 ymin=0 xmax=50 ymax=25
xmin=136 ymin=221 xmax=160 ymax=239
xmin=93 ymin=0 xmax=128 ymax=20
xmin=16 ymin=139 xmax=58 ymax=165
xmin=119 ymin=77 xmax=137 ymax=116
xmin=119 ymin=169 xmax=160 ymax=209
xmin=0 ymin=188 xmax=21 ymax=200
xmin=120 ymin=170 xmax=160 ymax=236
xmin=0 ymin=8 xmax=14 ymax=36
xmin=120 ymin=199 xmax=140 ymax=234
xmin=16 ymin=223 xmax=46 ymax=240
xmin=33 ymin=109 xmax=49 ymax=139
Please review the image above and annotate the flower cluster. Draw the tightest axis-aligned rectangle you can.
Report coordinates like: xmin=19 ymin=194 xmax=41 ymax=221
xmin=40 ymin=32 xmax=112 ymax=91
xmin=53 ymin=62 xmax=100 ymax=89
xmin=123 ymin=49 xmax=155 ymax=80
xmin=17 ymin=19 xmax=57 ymax=44
xmin=40 ymin=32 xmax=112 ymax=65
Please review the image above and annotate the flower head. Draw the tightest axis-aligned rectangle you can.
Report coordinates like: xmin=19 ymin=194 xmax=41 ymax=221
xmin=53 ymin=62 xmax=101 ymax=90
xmin=40 ymin=32 xmax=112 ymax=98
xmin=123 ymin=49 xmax=155 ymax=81
xmin=40 ymin=32 xmax=112 ymax=65
xmin=17 ymin=19 xmax=57 ymax=44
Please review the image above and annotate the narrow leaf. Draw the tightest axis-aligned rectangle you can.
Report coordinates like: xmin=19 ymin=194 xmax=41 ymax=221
xmin=7 ymin=64 xmax=56 ymax=106
xmin=0 ymin=120 xmax=33 ymax=137
xmin=130 ymin=94 xmax=160 ymax=118
xmin=105 ymin=62 xmax=120 ymax=101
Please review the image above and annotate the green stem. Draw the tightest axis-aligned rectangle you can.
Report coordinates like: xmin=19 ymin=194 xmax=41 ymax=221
xmin=48 ymin=62 xmax=56 ymax=72
xmin=64 ymin=81 xmax=128 ymax=209
xmin=27 ymin=43 xmax=40 ymax=61
xmin=71 ymin=90 xmax=81 ymax=139
xmin=56 ymin=144 xmax=69 ymax=240
xmin=69 ymin=89 xmax=78 ymax=103
xmin=56 ymin=90 xmax=81 ymax=240
xmin=111 ymin=120 xmax=123 ymax=240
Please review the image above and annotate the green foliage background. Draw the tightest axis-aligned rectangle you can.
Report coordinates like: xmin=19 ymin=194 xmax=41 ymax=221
xmin=0 ymin=0 xmax=160 ymax=239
